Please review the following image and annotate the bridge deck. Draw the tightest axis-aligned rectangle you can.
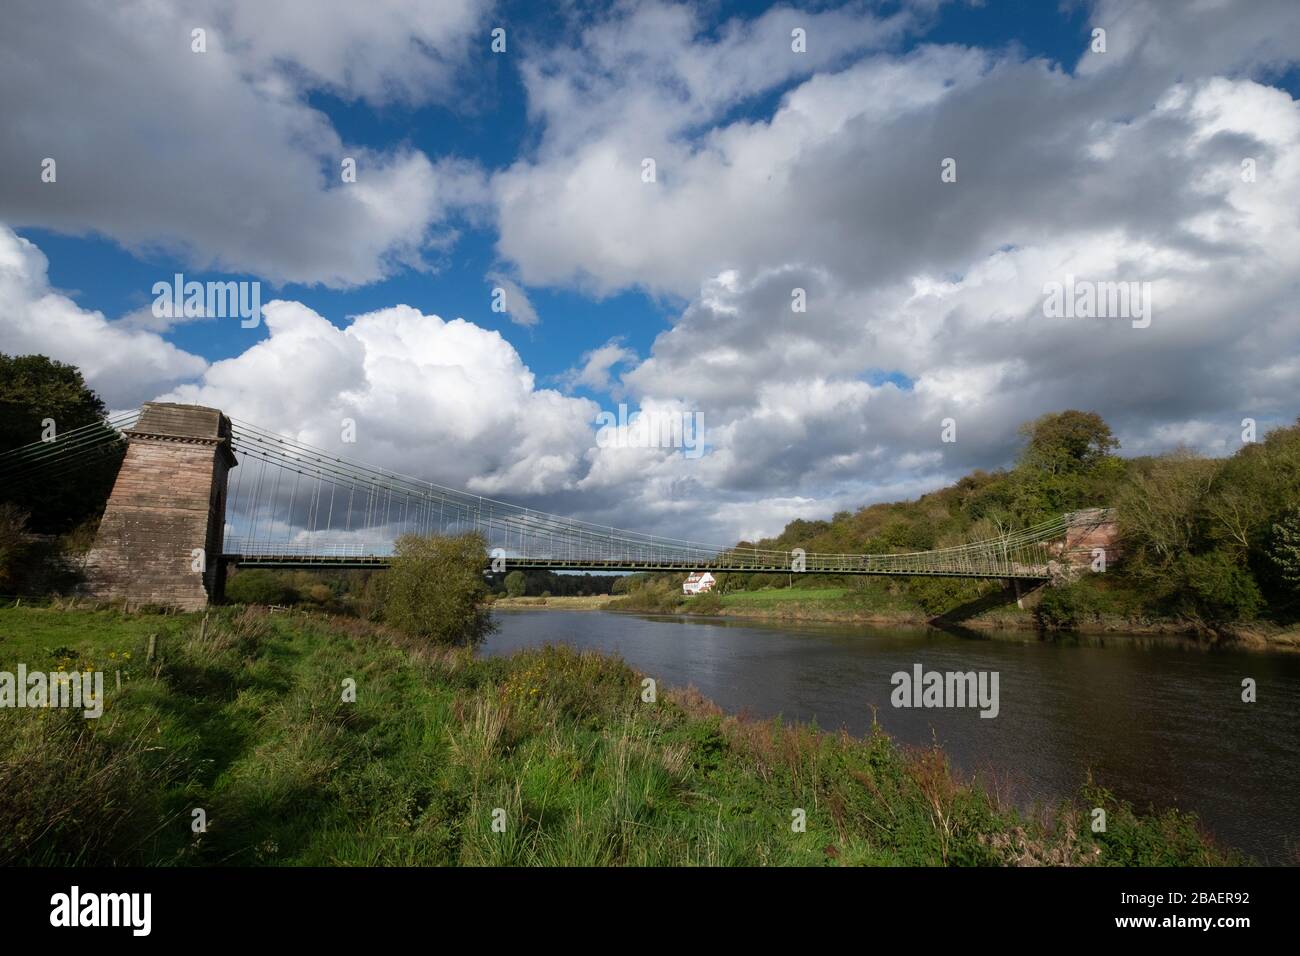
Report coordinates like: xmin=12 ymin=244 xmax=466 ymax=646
xmin=221 ymin=553 xmax=1052 ymax=579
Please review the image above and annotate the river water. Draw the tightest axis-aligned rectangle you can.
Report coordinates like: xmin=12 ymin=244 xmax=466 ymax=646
xmin=483 ymin=609 xmax=1300 ymax=862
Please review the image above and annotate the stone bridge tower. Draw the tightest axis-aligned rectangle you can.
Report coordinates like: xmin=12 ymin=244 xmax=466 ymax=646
xmin=1050 ymin=507 xmax=1122 ymax=578
xmin=83 ymin=403 xmax=236 ymax=611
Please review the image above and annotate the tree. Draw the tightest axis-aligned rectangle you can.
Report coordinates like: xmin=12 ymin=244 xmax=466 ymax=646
xmin=1181 ymin=549 xmax=1262 ymax=621
xmin=1114 ymin=451 xmax=1218 ymax=579
xmin=504 ymin=570 xmax=527 ymax=597
xmin=381 ymin=533 xmax=495 ymax=645
xmin=1005 ymin=411 xmax=1124 ymax=523
xmin=1266 ymin=506 xmax=1300 ymax=594
xmin=1204 ymin=420 xmax=1300 ymax=558
xmin=0 ymin=354 xmax=123 ymax=533
xmin=1017 ymin=410 xmax=1120 ymax=476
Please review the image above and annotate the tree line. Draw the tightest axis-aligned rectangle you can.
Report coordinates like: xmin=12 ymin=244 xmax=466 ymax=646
xmin=720 ymin=410 xmax=1300 ymax=624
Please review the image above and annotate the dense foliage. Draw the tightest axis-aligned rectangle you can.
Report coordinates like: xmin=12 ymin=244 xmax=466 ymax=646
xmin=504 ymin=570 xmax=527 ymax=597
xmin=1115 ymin=422 xmax=1300 ymax=620
xmin=225 ymin=568 xmax=302 ymax=606
xmin=660 ymin=411 xmax=1300 ymax=626
xmin=488 ymin=568 xmax=617 ymax=597
xmin=381 ymin=532 xmax=496 ymax=645
xmin=0 ymin=354 xmax=123 ymax=534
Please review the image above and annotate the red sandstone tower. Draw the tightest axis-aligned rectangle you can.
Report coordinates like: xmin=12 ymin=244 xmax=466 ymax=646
xmin=83 ymin=403 xmax=237 ymax=610
xmin=1053 ymin=507 xmax=1121 ymax=575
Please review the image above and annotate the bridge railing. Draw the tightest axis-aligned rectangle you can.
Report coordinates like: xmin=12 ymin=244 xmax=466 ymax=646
xmin=222 ymin=418 xmax=1088 ymax=578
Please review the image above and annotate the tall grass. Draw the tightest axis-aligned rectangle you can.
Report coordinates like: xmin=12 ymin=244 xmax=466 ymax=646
xmin=0 ymin=605 xmax=1239 ymax=866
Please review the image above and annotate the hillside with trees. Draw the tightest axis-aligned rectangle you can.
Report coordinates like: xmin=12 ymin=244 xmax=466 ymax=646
xmin=615 ymin=411 xmax=1300 ymax=634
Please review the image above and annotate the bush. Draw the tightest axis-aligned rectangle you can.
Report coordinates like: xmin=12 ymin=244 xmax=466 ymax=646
xmin=1034 ymin=581 xmax=1104 ymax=630
xmin=1181 ymin=550 xmax=1262 ymax=621
xmin=607 ymin=579 xmax=685 ymax=613
xmin=686 ymin=591 xmax=722 ymax=614
xmin=905 ymin=576 xmax=987 ymax=616
xmin=225 ymin=568 xmax=299 ymax=606
xmin=1264 ymin=506 xmax=1300 ymax=601
xmin=0 ymin=504 xmax=31 ymax=594
xmin=504 ymin=570 xmax=526 ymax=597
xmin=0 ymin=504 xmax=85 ymax=596
xmin=382 ymin=533 xmax=496 ymax=645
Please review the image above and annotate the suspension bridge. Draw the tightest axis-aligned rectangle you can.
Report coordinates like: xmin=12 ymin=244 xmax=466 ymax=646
xmin=0 ymin=403 xmax=1115 ymax=609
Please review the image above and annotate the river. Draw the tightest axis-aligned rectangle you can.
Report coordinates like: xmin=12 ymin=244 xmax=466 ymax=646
xmin=483 ymin=609 xmax=1300 ymax=863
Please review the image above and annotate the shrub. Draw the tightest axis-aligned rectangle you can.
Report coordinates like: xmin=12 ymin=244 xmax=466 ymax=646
xmin=504 ymin=570 xmax=527 ymax=597
xmin=905 ymin=576 xmax=986 ymax=616
xmin=311 ymin=583 xmax=333 ymax=602
xmin=0 ymin=504 xmax=84 ymax=596
xmin=1265 ymin=506 xmax=1300 ymax=599
xmin=1180 ymin=550 xmax=1263 ymax=621
xmin=0 ymin=504 xmax=31 ymax=594
xmin=686 ymin=591 xmax=722 ymax=614
xmin=1034 ymin=581 xmax=1104 ymax=630
xmin=225 ymin=568 xmax=299 ymax=606
xmin=382 ymin=533 xmax=496 ymax=645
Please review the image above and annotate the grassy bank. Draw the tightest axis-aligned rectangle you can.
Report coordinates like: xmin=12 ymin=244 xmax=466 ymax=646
xmin=606 ymin=579 xmax=1300 ymax=650
xmin=491 ymin=594 xmax=617 ymax=611
xmin=0 ymin=603 xmax=1237 ymax=866
xmin=492 ymin=587 xmax=928 ymax=625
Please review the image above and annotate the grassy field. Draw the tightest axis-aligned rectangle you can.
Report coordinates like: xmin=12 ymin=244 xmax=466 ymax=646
xmin=0 ymin=603 xmax=1236 ymax=866
xmin=720 ymin=587 xmax=849 ymax=606
xmin=612 ymin=581 xmax=945 ymax=624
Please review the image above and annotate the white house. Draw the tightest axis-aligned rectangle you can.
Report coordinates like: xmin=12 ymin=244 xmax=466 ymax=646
xmin=682 ymin=571 xmax=717 ymax=595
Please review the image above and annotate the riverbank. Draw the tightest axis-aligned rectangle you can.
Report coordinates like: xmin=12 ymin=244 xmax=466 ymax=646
xmin=0 ymin=603 xmax=1235 ymax=866
xmin=719 ymin=603 xmax=1300 ymax=651
xmin=491 ymin=594 xmax=616 ymax=611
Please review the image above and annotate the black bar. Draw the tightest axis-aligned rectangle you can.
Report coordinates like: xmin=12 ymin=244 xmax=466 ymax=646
xmin=1 ymin=866 xmax=1280 ymax=942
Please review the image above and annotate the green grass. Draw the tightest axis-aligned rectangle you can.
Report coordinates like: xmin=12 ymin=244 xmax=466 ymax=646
xmin=0 ymin=601 xmax=182 ymax=669
xmin=720 ymin=587 xmax=848 ymax=606
xmin=0 ymin=604 xmax=1237 ymax=866
xmin=713 ymin=582 xmax=932 ymax=619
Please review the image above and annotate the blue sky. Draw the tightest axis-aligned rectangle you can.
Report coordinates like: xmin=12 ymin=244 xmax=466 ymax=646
xmin=3 ymin=0 xmax=1298 ymax=543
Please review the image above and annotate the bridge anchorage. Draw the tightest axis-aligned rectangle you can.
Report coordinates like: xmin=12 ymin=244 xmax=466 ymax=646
xmin=0 ymin=402 xmax=1118 ymax=610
